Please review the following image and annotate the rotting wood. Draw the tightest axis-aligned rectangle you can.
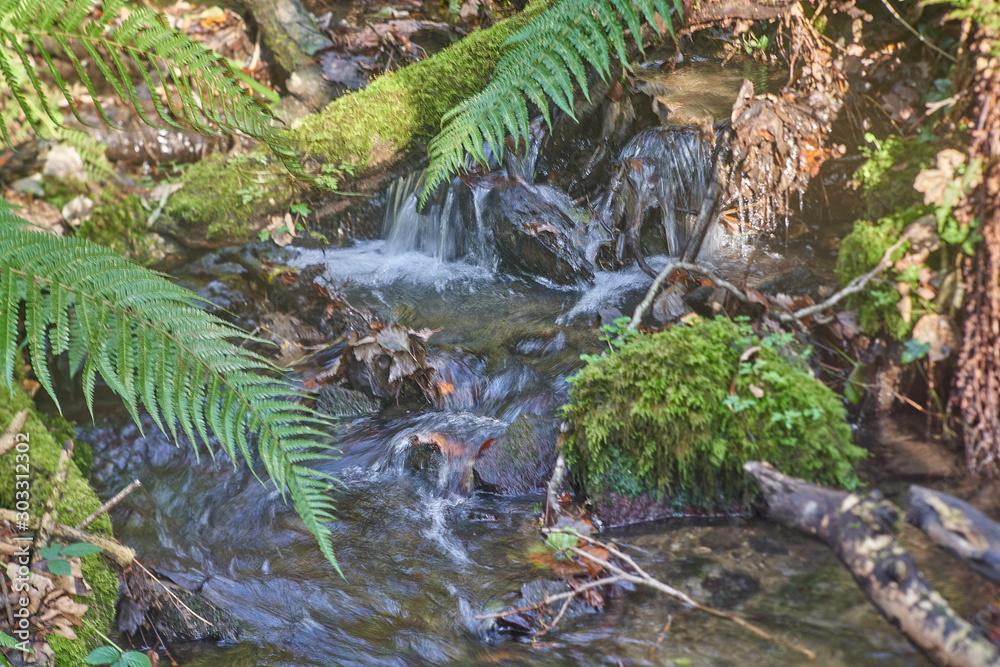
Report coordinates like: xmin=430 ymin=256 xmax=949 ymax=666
xmin=745 ymin=461 xmax=1000 ymax=667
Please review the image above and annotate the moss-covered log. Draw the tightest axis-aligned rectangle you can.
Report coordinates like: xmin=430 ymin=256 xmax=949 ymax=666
xmin=746 ymin=461 xmax=1000 ymax=667
xmin=0 ymin=387 xmax=120 ymax=666
xmin=165 ymin=4 xmax=545 ymax=244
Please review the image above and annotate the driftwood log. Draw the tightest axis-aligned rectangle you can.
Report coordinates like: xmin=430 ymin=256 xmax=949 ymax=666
xmin=745 ymin=461 xmax=1000 ymax=667
xmin=908 ymin=486 xmax=1000 ymax=587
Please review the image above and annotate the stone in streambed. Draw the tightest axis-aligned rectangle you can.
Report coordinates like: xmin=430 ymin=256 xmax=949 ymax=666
xmin=473 ymin=414 xmax=558 ymax=495
xmin=481 ymin=183 xmax=594 ymax=285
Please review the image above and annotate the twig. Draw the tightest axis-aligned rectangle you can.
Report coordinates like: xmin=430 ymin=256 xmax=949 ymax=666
xmin=568 ymin=531 xmax=816 ymax=659
xmin=0 ymin=509 xmax=135 ymax=567
xmin=629 ymin=261 xmax=753 ymax=329
xmin=474 ymin=575 xmax=629 ymax=620
xmin=879 ymin=0 xmax=956 ymax=63
xmin=0 ymin=409 xmax=28 ymax=457
xmin=32 ymin=440 xmax=73 ymax=563
xmin=778 ymin=228 xmax=913 ymax=323
xmin=134 ymin=560 xmax=214 ymax=627
xmin=76 ymin=479 xmax=142 ymax=530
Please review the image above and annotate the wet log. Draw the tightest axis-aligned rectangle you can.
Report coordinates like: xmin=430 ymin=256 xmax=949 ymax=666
xmin=907 ymin=485 xmax=1000 ymax=587
xmin=241 ymin=0 xmax=335 ymax=110
xmin=745 ymin=461 xmax=1000 ymax=667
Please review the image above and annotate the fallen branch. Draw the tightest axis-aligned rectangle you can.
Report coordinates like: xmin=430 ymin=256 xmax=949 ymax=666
xmin=0 ymin=409 xmax=28 ymax=457
xmin=0 ymin=509 xmax=135 ymax=567
xmin=778 ymin=216 xmax=934 ymax=323
xmin=478 ymin=530 xmax=816 ymax=659
xmin=745 ymin=461 xmax=1000 ymax=667
xmin=628 ymin=261 xmax=753 ymax=330
xmin=76 ymin=479 xmax=142 ymax=531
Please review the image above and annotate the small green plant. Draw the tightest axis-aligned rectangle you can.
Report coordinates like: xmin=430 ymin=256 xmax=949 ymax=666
xmin=562 ymin=316 xmax=865 ymax=510
xmin=38 ymin=541 xmax=102 ymax=577
xmin=84 ymin=632 xmax=150 ymax=667
xmin=580 ymin=316 xmax=641 ymax=363
xmin=290 ymin=202 xmax=311 ymax=218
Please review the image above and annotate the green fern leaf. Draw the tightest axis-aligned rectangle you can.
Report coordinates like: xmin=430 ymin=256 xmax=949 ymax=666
xmin=422 ymin=0 xmax=683 ymax=204
xmin=0 ymin=0 xmax=308 ymax=179
xmin=0 ymin=204 xmax=343 ymax=573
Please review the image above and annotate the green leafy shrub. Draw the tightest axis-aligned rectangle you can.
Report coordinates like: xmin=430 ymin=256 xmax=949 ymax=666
xmin=561 ymin=317 xmax=865 ymax=510
xmin=852 ymin=134 xmax=937 ymax=219
xmin=836 ymin=206 xmax=932 ymax=340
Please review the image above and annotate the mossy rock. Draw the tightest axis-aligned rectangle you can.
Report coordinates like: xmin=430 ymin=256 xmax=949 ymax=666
xmin=561 ymin=317 xmax=866 ymax=521
xmin=0 ymin=387 xmax=119 ymax=666
xmin=852 ymin=135 xmax=937 ymax=220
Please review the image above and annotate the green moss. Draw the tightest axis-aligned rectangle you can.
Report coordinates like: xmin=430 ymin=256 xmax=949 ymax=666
xmin=42 ymin=178 xmax=90 ymax=212
xmin=0 ymin=387 xmax=118 ymax=666
xmin=561 ymin=317 xmax=866 ymax=510
xmin=166 ymin=151 xmax=297 ymax=240
xmin=852 ymin=135 xmax=937 ymax=219
xmin=836 ymin=206 xmax=934 ymax=340
xmin=167 ymin=4 xmax=547 ymax=239
xmin=76 ymin=193 xmax=157 ymax=261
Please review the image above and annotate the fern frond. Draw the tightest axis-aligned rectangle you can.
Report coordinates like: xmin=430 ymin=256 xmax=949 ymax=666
xmin=0 ymin=204 xmax=343 ymax=575
xmin=0 ymin=0 xmax=303 ymax=175
xmin=422 ymin=0 xmax=681 ymax=203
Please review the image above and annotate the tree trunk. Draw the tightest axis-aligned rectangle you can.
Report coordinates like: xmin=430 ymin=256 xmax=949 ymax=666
xmin=952 ymin=33 xmax=1000 ymax=474
xmin=241 ymin=0 xmax=335 ymax=110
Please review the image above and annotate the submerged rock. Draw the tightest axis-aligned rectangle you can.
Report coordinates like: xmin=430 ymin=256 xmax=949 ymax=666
xmin=474 ymin=414 xmax=558 ymax=494
xmin=482 ymin=183 xmax=594 ymax=285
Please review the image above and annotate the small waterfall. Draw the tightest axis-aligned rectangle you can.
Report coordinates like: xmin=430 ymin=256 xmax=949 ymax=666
xmin=381 ymin=123 xmax=546 ymax=265
xmin=599 ymin=126 xmax=715 ymax=259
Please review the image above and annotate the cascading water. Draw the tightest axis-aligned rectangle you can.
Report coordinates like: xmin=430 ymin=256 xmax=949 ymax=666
xmin=596 ymin=126 xmax=716 ymax=260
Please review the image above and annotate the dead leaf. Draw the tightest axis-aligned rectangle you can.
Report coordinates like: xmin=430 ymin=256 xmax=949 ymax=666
xmin=912 ymin=313 xmax=959 ymax=362
xmin=748 ymin=383 xmax=765 ymax=399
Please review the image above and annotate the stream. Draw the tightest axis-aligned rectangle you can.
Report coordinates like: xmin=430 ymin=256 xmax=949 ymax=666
xmin=70 ymin=60 xmax=966 ymax=666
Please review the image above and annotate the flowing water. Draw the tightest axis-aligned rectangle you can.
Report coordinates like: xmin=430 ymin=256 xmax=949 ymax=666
xmin=70 ymin=61 xmax=968 ymax=666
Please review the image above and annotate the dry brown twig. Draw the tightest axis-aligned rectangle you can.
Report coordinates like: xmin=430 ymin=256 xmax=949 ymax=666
xmin=476 ymin=530 xmax=816 ymax=659
xmin=0 ymin=409 xmax=28 ymax=457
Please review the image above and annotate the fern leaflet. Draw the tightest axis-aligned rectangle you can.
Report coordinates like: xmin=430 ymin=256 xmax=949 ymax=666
xmin=0 ymin=204 xmax=343 ymax=575
xmin=0 ymin=0 xmax=304 ymax=176
xmin=421 ymin=0 xmax=681 ymax=204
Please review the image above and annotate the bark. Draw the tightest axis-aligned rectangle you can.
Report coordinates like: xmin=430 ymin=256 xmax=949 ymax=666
xmin=681 ymin=0 xmax=800 ymax=31
xmin=241 ymin=0 xmax=335 ymax=110
xmin=745 ymin=461 xmax=1000 ymax=667
xmin=952 ymin=34 xmax=1000 ymax=475
xmin=907 ymin=485 xmax=1000 ymax=586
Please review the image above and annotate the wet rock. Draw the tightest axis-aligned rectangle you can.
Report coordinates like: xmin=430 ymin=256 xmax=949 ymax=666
xmin=748 ymin=535 xmax=789 ymax=556
xmin=316 ymin=385 xmax=381 ymax=418
xmin=701 ymin=569 xmax=760 ymax=609
xmin=756 ymin=266 xmax=823 ymax=300
xmin=42 ymin=144 xmax=84 ymax=182
xmin=474 ymin=414 xmax=558 ymax=494
xmin=120 ymin=573 xmax=242 ymax=643
xmin=481 ymin=183 xmax=594 ymax=285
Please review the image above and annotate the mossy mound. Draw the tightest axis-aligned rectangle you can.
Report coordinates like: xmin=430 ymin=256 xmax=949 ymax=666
xmin=852 ymin=135 xmax=937 ymax=220
xmin=561 ymin=317 xmax=866 ymax=513
xmin=0 ymin=387 xmax=119 ymax=666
